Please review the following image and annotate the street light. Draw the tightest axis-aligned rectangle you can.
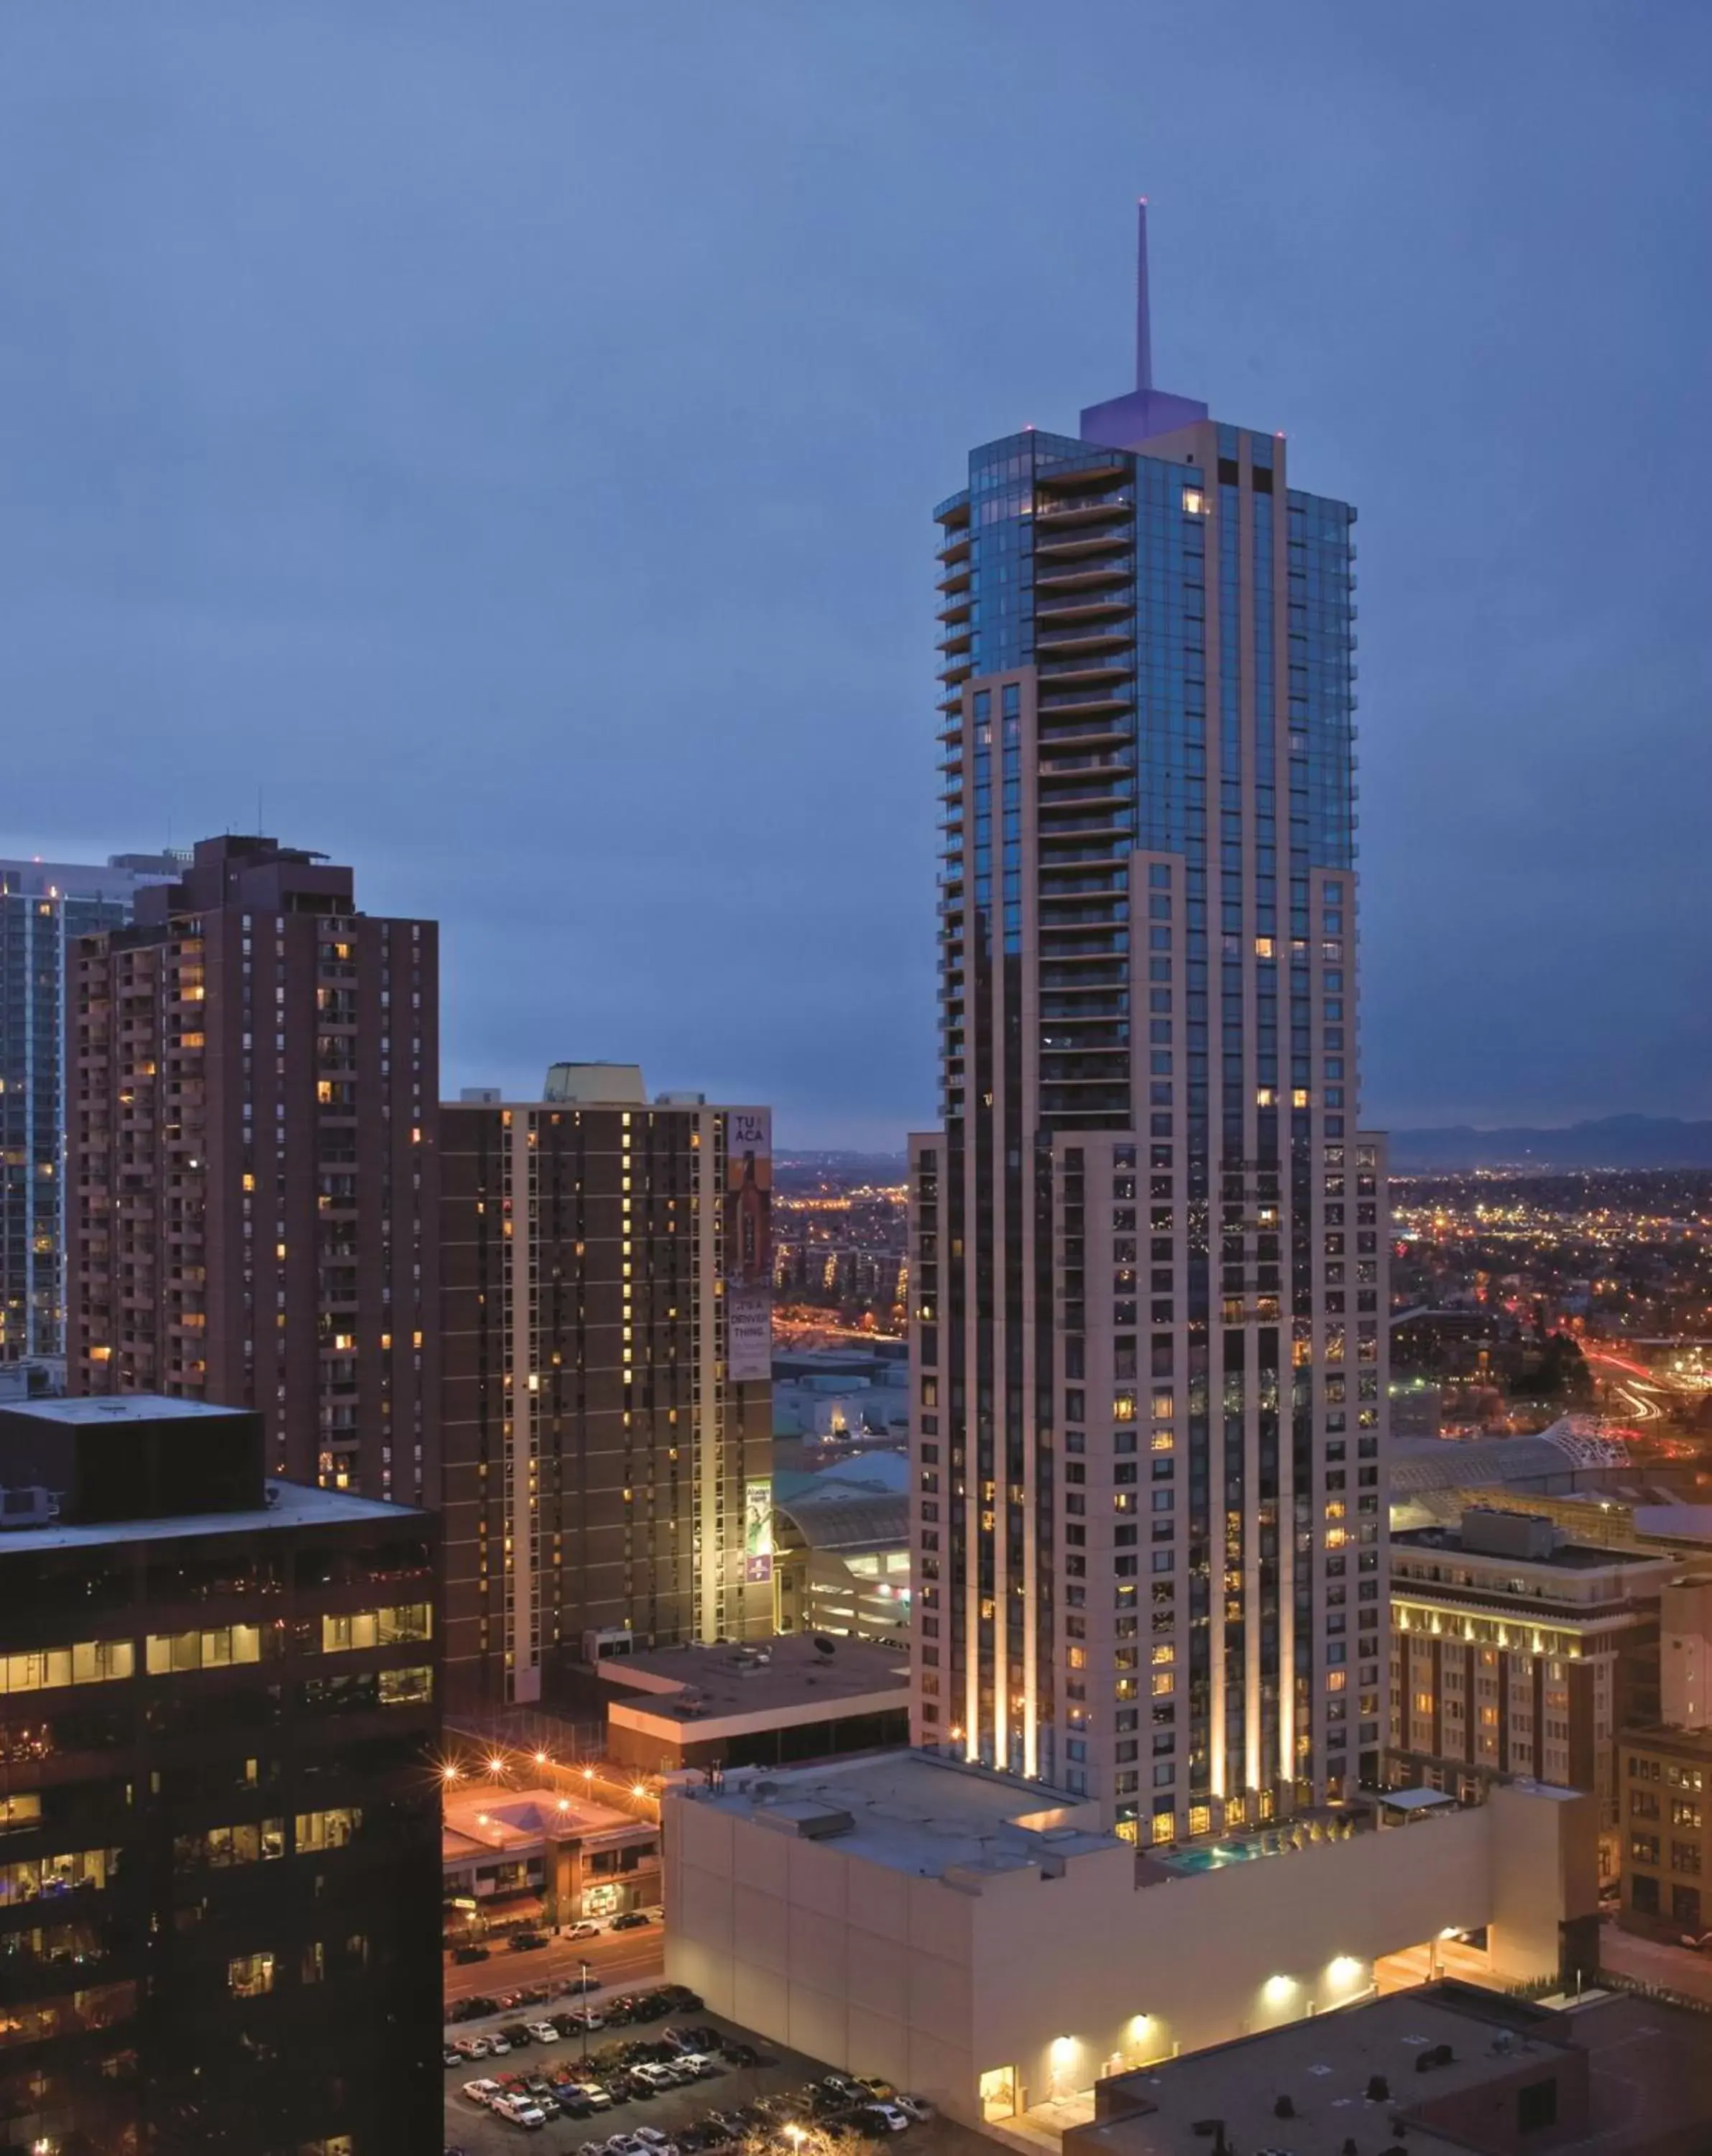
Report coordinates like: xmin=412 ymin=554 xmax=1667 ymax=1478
xmin=580 ymin=1958 xmax=592 ymax=2066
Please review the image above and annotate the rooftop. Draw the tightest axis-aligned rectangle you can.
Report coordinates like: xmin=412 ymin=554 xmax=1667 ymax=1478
xmin=443 ymin=1784 xmax=640 ymax=1865
xmin=604 ymin=1633 xmax=908 ymax=1723
xmin=0 ymin=1477 xmax=420 ymax=1553
xmin=675 ymin=1749 xmax=1119 ymax=1881
xmin=1069 ymin=1987 xmax=1712 ymax=2156
xmin=1392 ymin=1526 xmax=1659 ymax=1574
xmin=1 ymin=1394 xmax=239 ymax=1426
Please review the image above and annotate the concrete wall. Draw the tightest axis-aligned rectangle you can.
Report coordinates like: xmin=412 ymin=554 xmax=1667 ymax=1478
xmin=667 ymin=1797 xmax=977 ymax=2103
xmin=665 ymin=1784 xmax=1596 ymax=2130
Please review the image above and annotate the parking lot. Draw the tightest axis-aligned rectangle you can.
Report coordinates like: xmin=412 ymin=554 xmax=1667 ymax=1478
xmin=443 ymin=1982 xmax=963 ymax=2156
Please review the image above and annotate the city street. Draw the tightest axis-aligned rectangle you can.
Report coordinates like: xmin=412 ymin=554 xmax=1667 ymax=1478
xmin=446 ymin=1922 xmax=665 ymax=2007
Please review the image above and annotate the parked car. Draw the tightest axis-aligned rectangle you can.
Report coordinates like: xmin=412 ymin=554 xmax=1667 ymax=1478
xmin=524 ymin=2021 xmax=560 ymax=2044
xmin=454 ymin=1943 xmax=491 ymax=1964
xmin=487 ymin=2035 xmax=512 ymax=2055
xmin=859 ymin=2103 xmax=911 ymax=2135
xmin=443 ymin=2048 xmax=465 ymax=2070
xmin=568 ymin=1920 xmax=604 ymax=1940
xmin=896 ymin=2094 xmax=936 ymax=2122
xmin=609 ymin=1910 xmax=652 ymax=1931
xmin=462 ymin=2078 xmax=505 ymax=2107
xmin=492 ymin=2093 xmax=548 ymax=2129
xmin=510 ymin=1931 xmax=549 ymax=1953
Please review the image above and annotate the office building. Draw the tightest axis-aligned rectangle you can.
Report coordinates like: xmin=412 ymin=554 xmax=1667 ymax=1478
xmin=66 ymin=834 xmax=439 ymax=1503
xmin=0 ymin=849 xmax=181 ymax=1363
xmin=1619 ymin=1722 xmax=1711 ymax=1940
xmin=439 ymin=1067 xmax=774 ymax=1710
xmin=1389 ymin=1508 xmax=1675 ymax=1871
xmin=0 ymin=1393 xmax=441 ymax=2155
xmin=911 ymin=206 xmax=1386 ymax=1838
xmin=663 ymin=1751 xmax=1595 ymax=2129
xmin=1617 ymin=1575 xmax=1712 ymax=1939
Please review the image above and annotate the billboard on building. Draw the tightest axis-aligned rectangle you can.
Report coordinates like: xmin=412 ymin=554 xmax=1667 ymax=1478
xmin=724 ymin=1107 xmax=772 ymax=1383
xmin=743 ymin=1476 xmax=774 ymax=1584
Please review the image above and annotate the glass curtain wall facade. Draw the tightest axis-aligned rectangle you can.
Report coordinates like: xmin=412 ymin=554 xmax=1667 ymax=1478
xmin=910 ymin=224 xmax=1387 ymax=1843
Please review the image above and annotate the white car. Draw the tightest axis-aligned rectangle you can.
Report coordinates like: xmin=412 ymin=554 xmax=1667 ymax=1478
xmin=896 ymin=2096 xmax=935 ymax=2123
xmin=632 ymin=2064 xmax=678 ymax=2091
xmin=632 ymin=2133 xmax=676 ymax=2150
xmin=527 ymin=2021 xmax=563 ymax=2044
xmin=862 ymin=2103 xmax=911 ymax=2134
xmin=568 ymin=1920 xmax=604 ymax=1940
xmin=463 ymin=2078 xmax=505 ymax=2106
xmin=493 ymin=2093 xmax=548 ymax=2129
xmin=453 ymin=2036 xmax=492 ymax=2060
xmin=487 ymin=2034 xmax=512 ymax=2055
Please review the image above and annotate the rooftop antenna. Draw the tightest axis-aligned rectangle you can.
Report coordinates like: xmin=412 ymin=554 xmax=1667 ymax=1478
xmin=1135 ymin=198 xmax=1153 ymax=392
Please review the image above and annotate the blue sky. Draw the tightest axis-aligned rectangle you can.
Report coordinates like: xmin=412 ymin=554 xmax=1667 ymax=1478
xmin=2 ymin=3 xmax=1707 ymax=1145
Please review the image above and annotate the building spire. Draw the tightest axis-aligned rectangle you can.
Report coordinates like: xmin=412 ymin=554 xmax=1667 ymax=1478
xmin=1136 ymin=197 xmax=1153 ymax=391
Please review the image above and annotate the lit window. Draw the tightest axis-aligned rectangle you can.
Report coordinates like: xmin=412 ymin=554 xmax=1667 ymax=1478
xmin=1182 ymin=487 xmax=1205 ymax=516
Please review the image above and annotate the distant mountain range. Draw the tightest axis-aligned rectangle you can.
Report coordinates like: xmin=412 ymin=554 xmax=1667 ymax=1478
xmin=1390 ymin=1116 xmax=1712 ymax=1171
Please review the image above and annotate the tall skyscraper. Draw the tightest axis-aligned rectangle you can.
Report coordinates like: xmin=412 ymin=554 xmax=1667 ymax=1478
xmin=441 ymin=1066 xmax=774 ymax=1710
xmin=0 ymin=850 xmax=182 ymax=1363
xmin=910 ymin=208 xmax=1388 ymax=1842
xmin=67 ymin=835 xmax=439 ymax=1504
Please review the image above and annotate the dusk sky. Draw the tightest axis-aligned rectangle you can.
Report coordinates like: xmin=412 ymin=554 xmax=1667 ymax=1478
xmin=3 ymin=4 xmax=1707 ymax=1148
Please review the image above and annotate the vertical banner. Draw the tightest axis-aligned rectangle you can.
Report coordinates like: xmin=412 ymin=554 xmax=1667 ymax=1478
xmin=743 ymin=1475 xmax=775 ymax=1583
xmin=724 ymin=1107 xmax=773 ymax=1382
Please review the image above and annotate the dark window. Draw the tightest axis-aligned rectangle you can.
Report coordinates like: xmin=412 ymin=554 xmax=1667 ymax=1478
xmin=1517 ymin=2079 xmax=1557 ymax=2134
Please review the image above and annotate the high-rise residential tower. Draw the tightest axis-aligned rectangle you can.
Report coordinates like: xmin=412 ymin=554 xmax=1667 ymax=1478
xmin=440 ymin=1066 xmax=774 ymax=1710
xmin=0 ymin=850 xmax=182 ymax=1363
xmin=910 ymin=208 xmax=1388 ymax=1842
xmin=67 ymin=835 xmax=439 ymax=1503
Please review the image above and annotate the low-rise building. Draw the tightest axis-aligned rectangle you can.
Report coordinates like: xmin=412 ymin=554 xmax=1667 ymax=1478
xmin=664 ymin=1749 xmax=1597 ymax=2131
xmin=602 ymin=1633 xmax=909 ymax=1773
xmin=1064 ymin=1983 xmax=1712 ymax=2156
xmin=442 ymin=1782 xmax=660 ymax=1937
xmin=1387 ymin=1508 xmax=1675 ymax=1869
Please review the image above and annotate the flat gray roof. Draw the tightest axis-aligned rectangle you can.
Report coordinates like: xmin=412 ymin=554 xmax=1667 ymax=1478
xmin=607 ymin=1634 xmax=908 ymax=1722
xmin=677 ymin=1749 xmax=1118 ymax=1879
xmin=1070 ymin=1989 xmax=1712 ymax=2156
xmin=0 ymin=1394 xmax=243 ymax=1425
xmin=0 ymin=1478 xmax=423 ymax=1553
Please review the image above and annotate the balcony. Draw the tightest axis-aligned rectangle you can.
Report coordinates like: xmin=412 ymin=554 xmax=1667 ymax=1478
xmin=1036 ymin=528 xmax=1133 ymax=571
xmin=1034 ymin=487 xmax=1133 ymax=525
xmin=1034 ymin=559 xmax=1131 ymax=597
